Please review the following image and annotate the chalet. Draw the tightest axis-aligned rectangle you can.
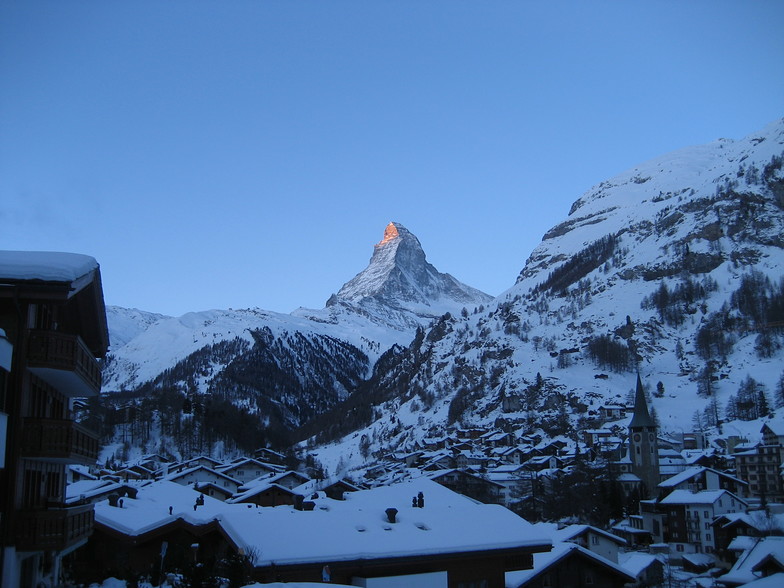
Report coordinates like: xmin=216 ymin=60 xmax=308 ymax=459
xmin=66 ymin=479 xmax=140 ymax=506
xmin=82 ymin=478 xmax=552 ymax=588
xmin=322 ymin=478 xmax=361 ymax=501
xmin=228 ymin=481 xmax=303 ymax=507
xmin=68 ymin=464 xmax=98 ymax=484
xmin=72 ymin=481 xmax=236 ymax=585
xmin=658 ymin=447 xmax=688 ymax=480
xmin=428 ymin=469 xmax=506 ymax=505
xmin=657 ymin=466 xmax=748 ymax=500
xmin=183 ymin=455 xmax=223 ymax=470
xmin=505 ymin=542 xmax=635 ymax=588
xmin=454 ymin=449 xmax=488 ymax=470
xmin=387 ymin=450 xmax=423 ymax=468
xmin=421 ymin=436 xmax=449 ymax=451
xmin=164 ymin=465 xmax=241 ymax=494
xmin=193 ymin=481 xmax=235 ymax=501
xmin=253 ymin=447 xmax=286 ymax=465
xmin=264 ymin=469 xmax=310 ymax=490
xmin=611 ymin=516 xmax=653 ymax=549
xmin=138 ymin=453 xmax=174 ymax=472
xmin=523 ymin=455 xmax=563 ymax=472
xmin=494 ymin=445 xmax=528 ymax=465
xmin=618 ymin=552 xmax=664 ymax=588
xmin=718 ymin=536 xmax=784 ymax=587
xmin=0 ymin=251 xmax=109 ymax=588
xmin=486 ymin=464 xmax=530 ymax=507
xmin=762 ymin=418 xmax=784 ymax=446
xmin=216 ymin=457 xmax=281 ymax=484
xmin=116 ymin=463 xmax=156 ymax=481
xmin=553 ymin=524 xmax=627 ymax=563
xmin=420 ymin=450 xmax=454 ymax=471
xmin=712 ymin=511 xmax=784 ymax=566
xmin=599 ymin=404 xmax=628 ymax=422
xmin=481 ymin=430 xmax=515 ymax=448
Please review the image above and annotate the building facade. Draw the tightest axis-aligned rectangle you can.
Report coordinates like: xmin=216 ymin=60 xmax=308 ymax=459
xmin=0 ymin=252 xmax=109 ymax=588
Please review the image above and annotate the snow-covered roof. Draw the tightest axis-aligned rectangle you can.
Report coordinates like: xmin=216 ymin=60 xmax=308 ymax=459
xmin=505 ymin=542 xmax=635 ymax=587
xmin=618 ymin=551 xmax=663 ymax=577
xmin=553 ymin=524 xmax=627 ymax=546
xmin=720 ymin=537 xmax=784 ymax=586
xmin=0 ymin=251 xmax=98 ymax=284
xmin=227 ymin=482 xmax=300 ymax=504
xmin=96 ymin=478 xmax=551 ymax=568
xmin=659 ymin=489 xmax=739 ymax=505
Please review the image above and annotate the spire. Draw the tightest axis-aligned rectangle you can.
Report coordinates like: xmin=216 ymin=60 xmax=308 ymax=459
xmin=629 ymin=373 xmax=655 ymax=429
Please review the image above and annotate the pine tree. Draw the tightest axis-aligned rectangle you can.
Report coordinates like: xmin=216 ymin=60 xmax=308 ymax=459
xmin=776 ymin=371 xmax=784 ymax=409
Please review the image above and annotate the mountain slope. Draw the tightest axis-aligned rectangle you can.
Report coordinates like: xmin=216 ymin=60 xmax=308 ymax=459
xmin=100 ymin=223 xmax=492 ymax=452
xmin=304 ymin=118 xmax=784 ymax=474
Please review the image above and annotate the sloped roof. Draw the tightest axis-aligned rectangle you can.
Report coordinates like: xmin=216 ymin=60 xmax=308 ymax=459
xmin=505 ymin=542 xmax=635 ymax=587
xmin=629 ymin=374 xmax=655 ymax=429
xmin=95 ymin=478 xmax=552 ymax=568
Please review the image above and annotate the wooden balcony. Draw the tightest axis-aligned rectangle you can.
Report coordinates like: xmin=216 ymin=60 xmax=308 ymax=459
xmin=21 ymin=418 xmax=99 ymax=465
xmin=27 ymin=330 xmax=101 ymax=397
xmin=15 ymin=503 xmax=94 ymax=552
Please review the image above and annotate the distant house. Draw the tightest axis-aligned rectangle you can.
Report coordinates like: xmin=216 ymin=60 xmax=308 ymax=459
xmin=216 ymin=457 xmax=281 ymax=484
xmin=322 ymin=479 xmax=361 ymax=501
xmin=506 ymin=542 xmax=635 ymax=588
xmin=183 ymin=455 xmax=223 ymax=470
xmin=228 ymin=481 xmax=303 ymax=508
xmin=718 ymin=536 xmax=784 ymax=587
xmin=194 ymin=481 xmax=235 ymax=501
xmin=619 ymin=552 xmax=664 ymax=587
xmin=658 ymin=489 xmax=748 ymax=561
xmin=599 ymin=404 xmax=628 ymax=422
xmin=428 ymin=469 xmax=505 ymax=505
xmin=164 ymin=465 xmax=241 ymax=494
xmin=657 ymin=466 xmax=748 ymax=500
xmin=553 ymin=524 xmax=627 ymax=563
xmin=254 ymin=447 xmax=286 ymax=465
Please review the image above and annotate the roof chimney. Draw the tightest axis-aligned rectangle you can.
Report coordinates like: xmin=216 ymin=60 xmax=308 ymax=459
xmin=385 ymin=507 xmax=398 ymax=524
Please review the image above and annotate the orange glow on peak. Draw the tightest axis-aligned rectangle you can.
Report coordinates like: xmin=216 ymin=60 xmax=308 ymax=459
xmin=377 ymin=222 xmax=399 ymax=246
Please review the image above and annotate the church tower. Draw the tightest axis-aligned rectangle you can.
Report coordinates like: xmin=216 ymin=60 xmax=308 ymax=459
xmin=628 ymin=374 xmax=659 ymax=498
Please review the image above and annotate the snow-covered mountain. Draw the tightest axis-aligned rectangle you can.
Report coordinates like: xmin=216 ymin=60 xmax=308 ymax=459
xmin=101 ymin=222 xmax=492 ymax=438
xmin=99 ymin=119 xmax=784 ymax=470
xmin=303 ymin=118 xmax=784 ymax=474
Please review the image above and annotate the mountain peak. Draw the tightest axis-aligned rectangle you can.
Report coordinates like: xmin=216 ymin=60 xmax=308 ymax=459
xmin=377 ymin=222 xmax=403 ymax=247
xmin=327 ymin=222 xmax=491 ymax=318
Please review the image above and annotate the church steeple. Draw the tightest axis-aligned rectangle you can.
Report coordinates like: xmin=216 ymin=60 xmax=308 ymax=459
xmin=629 ymin=373 xmax=655 ymax=429
xmin=628 ymin=374 xmax=659 ymax=498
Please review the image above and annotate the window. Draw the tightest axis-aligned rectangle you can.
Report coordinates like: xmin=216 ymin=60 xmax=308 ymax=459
xmin=706 ymin=533 xmax=711 ymax=542
xmin=676 ymin=544 xmax=684 ymax=552
xmin=591 ymin=535 xmax=599 ymax=545
xmin=585 ymin=572 xmax=594 ymax=585
xmin=704 ymin=511 xmax=710 ymax=518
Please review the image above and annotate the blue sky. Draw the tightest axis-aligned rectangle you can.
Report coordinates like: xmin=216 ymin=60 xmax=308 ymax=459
xmin=1 ymin=1 xmax=782 ymax=316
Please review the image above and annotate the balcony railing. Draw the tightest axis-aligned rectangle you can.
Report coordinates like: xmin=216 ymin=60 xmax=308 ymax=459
xmin=21 ymin=418 xmax=99 ymax=465
xmin=27 ymin=330 xmax=101 ymax=397
xmin=15 ymin=503 xmax=94 ymax=552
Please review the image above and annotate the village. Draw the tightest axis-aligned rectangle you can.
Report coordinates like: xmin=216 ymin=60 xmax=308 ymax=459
xmin=2 ymin=250 xmax=784 ymax=588
xmin=62 ymin=377 xmax=784 ymax=587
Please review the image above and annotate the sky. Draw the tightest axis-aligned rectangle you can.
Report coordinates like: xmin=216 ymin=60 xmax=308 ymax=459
xmin=1 ymin=1 xmax=782 ymax=317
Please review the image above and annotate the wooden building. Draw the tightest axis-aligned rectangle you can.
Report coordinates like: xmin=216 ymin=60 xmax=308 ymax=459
xmin=0 ymin=251 xmax=109 ymax=587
